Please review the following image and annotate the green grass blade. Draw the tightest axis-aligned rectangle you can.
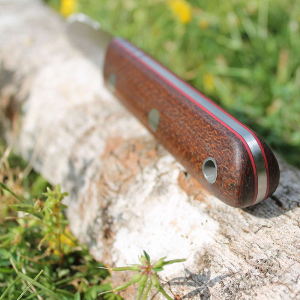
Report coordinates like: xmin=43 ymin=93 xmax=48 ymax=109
xmin=0 ymin=182 xmax=24 ymax=201
xmin=162 ymin=258 xmax=186 ymax=266
xmin=16 ymin=270 xmax=44 ymax=300
xmin=99 ymin=273 xmax=142 ymax=295
xmin=136 ymin=275 xmax=148 ymax=300
xmin=152 ymin=274 xmax=173 ymax=300
xmin=110 ymin=265 xmax=140 ymax=272
xmin=0 ymin=277 xmax=20 ymax=300
xmin=157 ymin=284 xmax=173 ymax=300
xmin=10 ymin=204 xmax=43 ymax=219
xmin=16 ymin=272 xmax=59 ymax=299
xmin=141 ymin=279 xmax=152 ymax=300
xmin=143 ymin=250 xmax=150 ymax=263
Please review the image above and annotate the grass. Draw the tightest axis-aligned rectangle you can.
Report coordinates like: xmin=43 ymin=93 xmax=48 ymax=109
xmin=48 ymin=0 xmax=300 ymax=167
xmin=0 ymin=139 xmax=185 ymax=299
xmin=0 ymin=140 xmax=122 ymax=300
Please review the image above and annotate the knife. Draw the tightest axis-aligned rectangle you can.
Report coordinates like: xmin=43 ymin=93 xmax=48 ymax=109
xmin=67 ymin=14 xmax=280 ymax=208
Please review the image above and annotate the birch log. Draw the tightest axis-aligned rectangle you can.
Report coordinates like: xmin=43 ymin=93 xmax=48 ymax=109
xmin=0 ymin=1 xmax=300 ymax=299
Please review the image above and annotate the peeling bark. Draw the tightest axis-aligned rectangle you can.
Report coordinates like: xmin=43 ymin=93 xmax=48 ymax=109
xmin=0 ymin=1 xmax=299 ymax=299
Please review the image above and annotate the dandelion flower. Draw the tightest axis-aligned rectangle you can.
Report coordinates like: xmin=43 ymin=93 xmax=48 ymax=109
xmin=60 ymin=0 xmax=76 ymax=17
xmin=169 ymin=0 xmax=192 ymax=24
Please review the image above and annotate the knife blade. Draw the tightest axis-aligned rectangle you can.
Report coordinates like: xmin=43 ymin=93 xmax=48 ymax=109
xmin=67 ymin=14 xmax=280 ymax=208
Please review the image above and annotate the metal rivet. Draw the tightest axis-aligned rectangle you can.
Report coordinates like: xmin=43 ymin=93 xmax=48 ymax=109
xmin=148 ymin=108 xmax=160 ymax=131
xmin=202 ymin=157 xmax=218 ymax=184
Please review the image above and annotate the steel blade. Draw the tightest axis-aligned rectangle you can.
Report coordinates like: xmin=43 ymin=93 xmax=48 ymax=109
xmin=66 ymin=13 xmax=113 ymax=68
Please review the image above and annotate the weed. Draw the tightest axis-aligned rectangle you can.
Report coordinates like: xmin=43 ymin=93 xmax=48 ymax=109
xmin=0 ymin=141 xmax=185 ymax=299
xmin=100 ymin=251 xmax=185 ymax=299
xmin=0 ymin=141 xmax=120 ymax=300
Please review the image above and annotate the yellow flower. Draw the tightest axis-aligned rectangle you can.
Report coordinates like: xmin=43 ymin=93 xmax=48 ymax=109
xmin=47 ymin=230 xmax=76 ymax=256
xmin=169 ymin=0 xmax=192 ymax=24
xmin=60 ymin=0 xmax=76 ymax=17
xmin=203 ymin=73 xmax=215 ymax=92
xmin=59 ymin=232 xmax=76 ymax=247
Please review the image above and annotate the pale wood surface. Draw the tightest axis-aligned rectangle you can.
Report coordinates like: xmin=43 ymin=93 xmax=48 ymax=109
xmin=0 ymin=1 xmax=299 ymax=299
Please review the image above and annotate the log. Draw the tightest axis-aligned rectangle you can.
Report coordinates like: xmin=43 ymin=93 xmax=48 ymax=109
xmin=0 ymin=1 xmax=299 ymax=299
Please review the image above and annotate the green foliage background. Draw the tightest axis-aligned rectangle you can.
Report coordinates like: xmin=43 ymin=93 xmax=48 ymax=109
xmin=50 ymin=0 xmax=300 ymax=166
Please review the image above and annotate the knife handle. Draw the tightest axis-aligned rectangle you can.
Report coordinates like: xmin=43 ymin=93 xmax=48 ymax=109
xmin=103 ymin=38 xmax=279 ymax=207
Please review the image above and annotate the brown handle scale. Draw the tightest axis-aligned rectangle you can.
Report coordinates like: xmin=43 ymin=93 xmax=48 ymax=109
xmin=103 ymin=38 xmax=280 ymax=207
